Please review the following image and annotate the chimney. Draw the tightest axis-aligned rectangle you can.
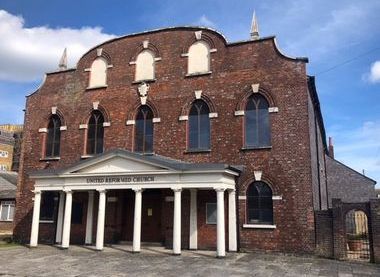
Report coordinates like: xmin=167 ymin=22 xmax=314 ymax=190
xmin=328 ymin=137 xmax=334 ymax=159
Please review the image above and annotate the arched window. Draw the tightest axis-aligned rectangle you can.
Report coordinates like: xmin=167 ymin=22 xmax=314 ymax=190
xmin=188 ymin=100 xmax=210 ymax=150
xmin=45 ymin=115 xmax=61 ymax=157
xmin=245 ymin=94 xmax=270 ymax=147
xmin=247 ymin=181 xmax=273 ymax=224
xmin=89 ymin=57 xmax=107 ymax=88
xmin=135 ymin=50 xmax=155 ymax=82
xmin=188 ymin=41 xmax=210 ymax=74
xmin=87 ymin=110 xmax=104 ymax=155
xmin=134 ymin=105 xmax=153 ymax=153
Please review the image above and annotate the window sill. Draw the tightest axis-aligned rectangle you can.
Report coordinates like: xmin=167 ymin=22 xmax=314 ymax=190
xmin=185 ymin=71 xmax=212 ymax=78
xmin=243 ymin=224 xmax=276 ymax=229
xmin=40 ymin=157 xmax=60 ymax=161
xmin=39 ymin=220 xmax=54 ymax=224
xmin=184 ymin=149 xmax=211 ymax=154
xmin=86 ymin=85 xmax=108 ymax=91
xmin=81 ymin=155 xmax=94 ymax=159
xmin=132 ymin=79 xmax=156 ymax=84
xmin=240 ymin=146 xmax=272 ymax=151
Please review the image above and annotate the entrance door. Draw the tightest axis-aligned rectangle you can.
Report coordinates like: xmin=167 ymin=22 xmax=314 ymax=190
xmin=141 ymin=189 xmax=163 ymax=242
xmin=121 ymin=189 xmax=163 ymax=243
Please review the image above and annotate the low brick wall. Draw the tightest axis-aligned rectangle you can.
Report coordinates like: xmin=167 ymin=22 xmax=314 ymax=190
xmin=315 ymin=210 xmax=333 ymax=258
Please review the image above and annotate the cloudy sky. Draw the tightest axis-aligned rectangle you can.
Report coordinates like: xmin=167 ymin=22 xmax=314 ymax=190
xmin=0 ymin=0 xmax=380 ymax=184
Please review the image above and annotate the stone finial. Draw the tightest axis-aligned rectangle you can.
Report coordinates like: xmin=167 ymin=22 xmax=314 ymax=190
xmin=59 ymin=48 xmax=67 ymax=70
xmin=250 ymin=11 xmax=259 ymax=40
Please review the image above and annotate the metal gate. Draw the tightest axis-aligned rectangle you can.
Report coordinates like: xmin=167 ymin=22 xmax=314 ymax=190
xmin=345 ymin=209 xmax=370 ymax=262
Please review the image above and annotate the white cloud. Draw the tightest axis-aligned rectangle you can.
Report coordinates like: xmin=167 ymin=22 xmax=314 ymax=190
xmin=0 ymin=10 xmax=116 ymax=82
xmin=368 ymin=61 xmax=380 ymax=83
xmin=330 ymin=121 xmax=380 ymax=183
xmin=195 ymin=15 xmax=216 ymax=28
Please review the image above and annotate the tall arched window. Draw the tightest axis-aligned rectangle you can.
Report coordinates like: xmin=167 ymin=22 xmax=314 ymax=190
xmin=89 ymin=57 xmax=107 ymax=88
xmin=134 ymin=105 xmax=153 ymax=153
xmin=188 ymin=41 xmax=210 ymax=74
xmin=135 ymin=50 xmax=155 ymax=82
xmin=46 ymin=115 xmax=61 ymax=157
xmin=245 ymin=94 xmax=270 ymax=147
xmin=87 ymin=111 xmax=104 ymax=155
xmin=188 ymin=100 xmax=210 ymax=150
xmin=247 ymin=181 xmax=273 ymax=224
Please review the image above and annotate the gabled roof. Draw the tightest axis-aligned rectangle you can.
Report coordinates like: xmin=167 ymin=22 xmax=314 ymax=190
xmin=30 ymin=149 xmax=243 ymax=177
xmin=0 ymin=171 xmax=17 ymax=199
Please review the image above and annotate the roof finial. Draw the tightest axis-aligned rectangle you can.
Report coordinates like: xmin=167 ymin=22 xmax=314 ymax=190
xmin=59 ymin=48 xmax=67 ymax=71
xmin=250 ymin=11 xmax=259 ymax=40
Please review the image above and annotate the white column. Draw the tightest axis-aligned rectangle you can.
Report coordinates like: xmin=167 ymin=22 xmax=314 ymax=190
xmin=173 ymin=188 xmax=182 ymax=255
xmin=61 ymin=189 xmax=73 ymax=249
xmin=132 ymin=188 xmax=143 ymax=253
xmin=30 ymin=190 xmax=41 ymax=247
xmin=189 ymin=189 xmax=198 ymax=250
xmin=85 ymin=191 xmax=95 ymax=244
xmin=55 ymin=191 xmax=65 ymax=244
xmin=228 ymin=189 xmax=237 ymax=252
xmin=216 ymin=188 xmax=226 ymax=257
xmin=96 ymin=189 xmax=107 ymax=250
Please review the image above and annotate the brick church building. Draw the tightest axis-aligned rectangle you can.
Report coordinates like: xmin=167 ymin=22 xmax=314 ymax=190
xmin=13 ymin=17 xmax=376 ymax=257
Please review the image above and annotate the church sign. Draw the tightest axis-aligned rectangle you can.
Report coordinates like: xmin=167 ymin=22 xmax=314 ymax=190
xmin=86 ymin=176 xmax=155 ymax=184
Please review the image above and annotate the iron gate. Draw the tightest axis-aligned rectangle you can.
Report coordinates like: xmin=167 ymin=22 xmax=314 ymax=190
xmin=345 ymin=209 xmax=370 ymax=262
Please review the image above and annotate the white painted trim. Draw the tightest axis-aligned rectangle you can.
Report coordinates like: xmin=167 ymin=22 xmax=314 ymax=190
xmin=243 ymin=224 xmax=276 ymax=229
xmin=126 ymin=120 xmax=135 ymax=125
xmin=51 ymin=107 xmax=57 ymax=114
xmin=84 ymin=68 xmax=91 ymax=72
xmin=154 ymin=57 xmax=162 ymax=62
xmin=38 ymin=128 xmax=47 ymax=133
xmin=129 ymin=61 xmax=136 ymax=65
xmin=238 ymin=196 xmax=246 ymax=200
xmin=181 ymin=53 xmax=189 ymax=57
xmin=210 ymin=48 xmax=217 ymax=53
xmin=234 ymin=110 xmax=245 ymax=116
xmin=209 ymin=112 xmax=218 ymax=118
xmin=272 ymin=195 xmax=282 ymax=200
xmin=39 ymin=220 xmax=54 ymax=224
xmin=103 ymin=122 xmax=111 ymax=127
xmin=143 ymin=40 xmax=149 ymax=49
xmin=268 ymin=107 xmax=279 ymax=113
xmin=254 ymin=171 xmax=262 ymax=181
xmin=79 ymin=124 xmax=88 ymax=129
xmin=152 ymin=118 xmax=161 ymax=123
xmin=195 ymin=30 xmax=202 ymax=40
xmin=179 ymin=115 xmax=188 ymax=121
xmin=97 ymin=48 xmax=103 ymax=57
xmin=251 ymin=83 xmax=260 ymax=93
xmin=60 ymin=126 xmax=67 ymax=131
xmin=107 ymin=64 xmax=113 ymax=68
xmin=93 ymin=101 xmax=100 ymax=110
xmin=194 ymin=90 xmax=202 ymax=99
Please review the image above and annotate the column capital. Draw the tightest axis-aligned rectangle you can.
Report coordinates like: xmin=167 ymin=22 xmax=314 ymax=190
xmin=132 ymin=188 xmax=144 ymax=193
xmin=32 ymin=190 xmax=42 ymax=195
xmin=63 ymin=188 xmax=72 ymax=193
xmin=214 ymin=187 xmax=226 ymax=192
xmin=171 ymin=188 xmax=182 ymax=192
xmin=228 ymin=188 xmax=236 ymax=193
xmin=96 ymin=188 xmax=107 ymax=193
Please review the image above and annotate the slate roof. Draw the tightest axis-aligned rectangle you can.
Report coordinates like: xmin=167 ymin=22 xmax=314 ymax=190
xmin=0 ymin=171 xmax=17 ymax=199
xmin=30 ymin=149 xmax=243 ymax=177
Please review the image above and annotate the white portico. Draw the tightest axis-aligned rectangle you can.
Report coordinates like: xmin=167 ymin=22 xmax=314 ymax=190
xmin=29 ymin=149 xmax=240 ymax=257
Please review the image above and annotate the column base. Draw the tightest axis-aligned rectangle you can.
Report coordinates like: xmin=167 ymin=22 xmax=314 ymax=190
xmin=132 ymin=250 xmax=140 ymax=254
xmin=59 ymin=246 xmax=69 ymax=250
xmin=28 ymin=244 xmax=38 ymax=248
xmin=216 ymin=255 xmax=226 ymax=259
xmin=172 ymin=253 xmax=181 ymax=256
xmin=189 ymin=248 xmax=198 ymax=251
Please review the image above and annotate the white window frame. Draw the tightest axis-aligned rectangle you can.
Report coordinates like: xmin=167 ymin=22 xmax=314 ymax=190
xmin=0 ymin=201 xmax=15 ymax=221
xmin=206 ymin=202 xmax=217 ymax=225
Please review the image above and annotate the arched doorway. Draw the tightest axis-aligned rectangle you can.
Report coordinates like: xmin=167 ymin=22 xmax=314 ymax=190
xmin=345 ymin=209 xmax=370 ymax=262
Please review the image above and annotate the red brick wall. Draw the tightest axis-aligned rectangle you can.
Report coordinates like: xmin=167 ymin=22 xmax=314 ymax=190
xmin=13 ymin=27 xmax=316 ymax=253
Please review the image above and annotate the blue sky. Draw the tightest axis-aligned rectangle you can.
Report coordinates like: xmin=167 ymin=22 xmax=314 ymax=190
xmin=0 ymin=0 xmax=380 ymax=184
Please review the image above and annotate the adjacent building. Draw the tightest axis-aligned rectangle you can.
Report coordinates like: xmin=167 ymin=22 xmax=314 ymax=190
xmin=12 ymin=18 xmax=377 ymax=257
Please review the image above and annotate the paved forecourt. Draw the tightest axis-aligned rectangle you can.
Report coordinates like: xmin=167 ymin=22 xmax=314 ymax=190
xmin=0 ymin=245 xmax=380 ymax=276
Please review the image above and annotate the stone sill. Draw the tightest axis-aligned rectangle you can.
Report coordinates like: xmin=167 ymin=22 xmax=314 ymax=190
xmin=39 ymin=220 xmax=54 ymax=224
xmin=243 ymin=224 xmax=276 ymax=229
xmin=240 ymin=146 xmax=272 ymax=151
xmin=132 ymin=79 xmax=156 ymax=84
xmin=81 ymin=155 xmax=94 ymax=159
xmin=185 ymin=71 xmax=212 ymax=78
xmin=86 ymin=85 xmax=108 ymax=91
xmin=40 ymin=157 xmax=60 ymax=161
xmin=184 ymin=149 xmax=211 ymax=154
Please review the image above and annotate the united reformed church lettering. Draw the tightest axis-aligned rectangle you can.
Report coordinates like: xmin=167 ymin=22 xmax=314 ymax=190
xmin=86 ymin=176 xmax=155 ymax=184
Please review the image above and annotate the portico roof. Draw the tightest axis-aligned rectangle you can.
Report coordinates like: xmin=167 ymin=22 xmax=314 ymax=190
xmin=30 ymin=149 xmax=242 ymax=178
